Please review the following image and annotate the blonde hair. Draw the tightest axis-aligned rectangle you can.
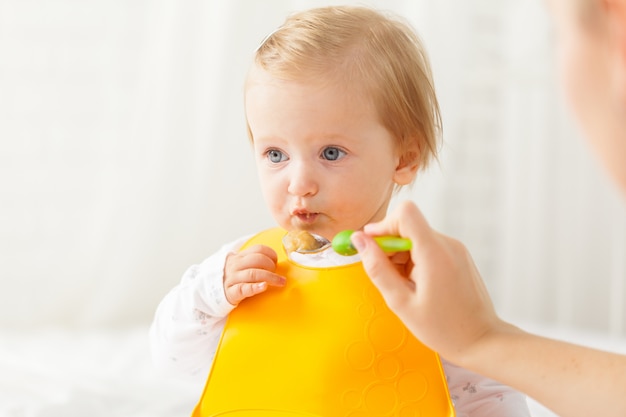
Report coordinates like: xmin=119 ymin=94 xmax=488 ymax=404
xmin=248 ymin=6 xmax=442 ymax=173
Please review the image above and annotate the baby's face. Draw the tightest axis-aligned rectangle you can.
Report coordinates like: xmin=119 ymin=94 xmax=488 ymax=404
xmin=245 ymin=67 xmax=415 ymax=240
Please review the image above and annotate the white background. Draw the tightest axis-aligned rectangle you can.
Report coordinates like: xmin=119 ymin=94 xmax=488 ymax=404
xmin=1 ymin=0 xmax=625 ymax=336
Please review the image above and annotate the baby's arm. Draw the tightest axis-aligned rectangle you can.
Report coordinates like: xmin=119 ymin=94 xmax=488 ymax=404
xmin=149 ymin=236 xmax=287 ymax=380
xmin=149 ymin=236 xmax=247 ymax=379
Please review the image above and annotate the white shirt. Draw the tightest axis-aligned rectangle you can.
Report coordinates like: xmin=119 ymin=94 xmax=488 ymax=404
xmin=150 ymin=235 xmax=530 ymax=416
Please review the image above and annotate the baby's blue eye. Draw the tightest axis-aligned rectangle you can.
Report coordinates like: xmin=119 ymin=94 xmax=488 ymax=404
xmin=321 ymin=147 xmax=346 ymax=161
xmin=267 ymin=149 xmax=287 ymax=163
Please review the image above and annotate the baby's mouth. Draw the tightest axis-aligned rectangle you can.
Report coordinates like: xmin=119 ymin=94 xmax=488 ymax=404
xmin=293 ymin=211 xmax=319 ymax=224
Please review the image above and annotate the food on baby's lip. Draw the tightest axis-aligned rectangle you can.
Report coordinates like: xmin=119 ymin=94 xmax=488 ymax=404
xmin=283 ymin=230 xmax=328 ymax=253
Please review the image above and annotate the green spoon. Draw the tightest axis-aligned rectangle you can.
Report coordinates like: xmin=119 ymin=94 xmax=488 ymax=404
xmin=331 ymin=230 xmax=412 ymax=256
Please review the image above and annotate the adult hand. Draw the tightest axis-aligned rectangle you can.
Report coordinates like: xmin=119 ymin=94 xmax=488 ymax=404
xmin=352 ymin=200 xmax=504 ymax=364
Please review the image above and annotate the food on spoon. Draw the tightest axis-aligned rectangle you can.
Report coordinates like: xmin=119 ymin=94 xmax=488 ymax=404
xmin=283 ymin=230 xmax=326 ymax=253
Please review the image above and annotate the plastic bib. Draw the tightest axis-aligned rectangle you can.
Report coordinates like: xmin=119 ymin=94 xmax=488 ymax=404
xmin=192 ymin=228 xmax=454 ymax=417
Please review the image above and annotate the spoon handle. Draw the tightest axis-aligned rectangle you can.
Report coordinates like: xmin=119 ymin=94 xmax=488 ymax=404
xmin=373 ymin=235 xmax=413 ymax=252
xmin=332 ymin=230 xmax=412 ymax=256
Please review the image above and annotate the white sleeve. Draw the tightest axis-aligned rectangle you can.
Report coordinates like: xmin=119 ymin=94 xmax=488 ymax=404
xmin=442 ymin=359 xmax=531 ymax=417
xmin=149 ymin=235 xmax=251 ymax=380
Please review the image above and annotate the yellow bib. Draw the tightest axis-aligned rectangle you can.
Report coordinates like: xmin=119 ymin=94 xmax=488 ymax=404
xmin=192 ymin=228 xmax=454 ymax=417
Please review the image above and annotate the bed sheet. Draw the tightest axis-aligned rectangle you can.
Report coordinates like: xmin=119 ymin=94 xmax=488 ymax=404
xmin=0 ymin=323 xmax=622 ymax=417
xmin=0 ymin=326 xmax=199 ymax=417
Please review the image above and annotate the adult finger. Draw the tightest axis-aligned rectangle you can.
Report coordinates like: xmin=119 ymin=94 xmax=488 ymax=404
xmin=352 ymin=231 xmax=413 ymax=310
xmin=363 ymin=200 xmax=436 ymax=253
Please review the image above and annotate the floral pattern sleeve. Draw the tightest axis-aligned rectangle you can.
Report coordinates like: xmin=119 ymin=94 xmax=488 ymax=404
xmin=149 ymin=235 xmax=250 ymax=380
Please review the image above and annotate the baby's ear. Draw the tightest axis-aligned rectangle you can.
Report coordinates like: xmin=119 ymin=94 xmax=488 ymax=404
xmin=394 ymin=148 xmax=420 ymax=186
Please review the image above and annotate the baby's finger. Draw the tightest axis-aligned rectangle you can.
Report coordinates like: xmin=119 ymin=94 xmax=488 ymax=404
xmin=235 ymin=252 xmax=278 ymax=272
xmin=227 ymin=282 xmax=268 ymax=305
xmin=228 ymin=245 xmax=278 ymax=273
xmin=226 ymin=267 xmax=285 ymax=288
xmin=247 ymin=269 xmax=286 ymax=287
xmin=238 ymin=244 xmax=278 ymax=263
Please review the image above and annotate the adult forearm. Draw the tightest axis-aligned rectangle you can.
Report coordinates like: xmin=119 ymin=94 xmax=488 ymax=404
xmin=463 ymin=324 xmax=626 ymax=417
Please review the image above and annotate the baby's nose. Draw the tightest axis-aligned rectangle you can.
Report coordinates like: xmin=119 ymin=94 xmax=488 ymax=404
xmin=287 ymin=163 xmax=318 ymax=197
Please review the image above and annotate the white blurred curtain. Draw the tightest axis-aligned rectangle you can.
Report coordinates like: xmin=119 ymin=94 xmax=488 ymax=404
xmin=1 ymin=0 xmax=624 ymax=335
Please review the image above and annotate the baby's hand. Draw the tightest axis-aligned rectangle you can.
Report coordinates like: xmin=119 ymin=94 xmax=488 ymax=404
xmin=223 ymin=244 xmax=286 ymax=305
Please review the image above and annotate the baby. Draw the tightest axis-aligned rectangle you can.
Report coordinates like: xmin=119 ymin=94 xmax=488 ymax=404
xmin=150 ymin=5 xmax=530 ymax=416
